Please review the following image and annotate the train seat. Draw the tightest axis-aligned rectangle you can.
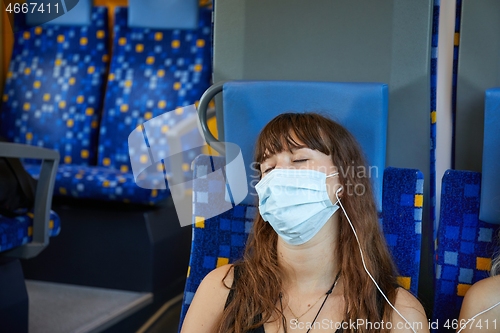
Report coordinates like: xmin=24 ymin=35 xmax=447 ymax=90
xmin=0 ymin=5 xmax=110 ymax=197
xmin=432 ymin=88 xmax=500 ymax=330
xmin=90 ymin=3 xmax=212 ymax=205
xmin=178 ymin=81 xmax=425 ymax=329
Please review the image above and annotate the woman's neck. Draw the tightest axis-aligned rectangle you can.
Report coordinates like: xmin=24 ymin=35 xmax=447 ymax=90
xmin=277 ymin=214 xmax=340 ymax=295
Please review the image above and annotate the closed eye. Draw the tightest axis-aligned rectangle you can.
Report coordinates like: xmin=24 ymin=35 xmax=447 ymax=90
xmin=263 ymin=167 xmax=274 ymax=174
xmin=293 ymin=159 xmax=308 ymax=163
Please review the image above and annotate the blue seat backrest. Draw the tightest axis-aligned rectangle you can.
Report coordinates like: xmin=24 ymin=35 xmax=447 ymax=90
xmin=180 ymin=155 xmax=255 ymax=320
xmin=382 ymin=167 xmax=424 ymax=294
xmin=97 ymin=6 xmax=212 ymax=174
xmin=480 ymin=88 xmax=500 ymax=224
xmin=432 ymin=170 xmax=500 ymax=331
xmin=25 ymin=0 xmax=92 ymax=26
xmin=0 ymin=7 xmax=109 ymax=166
xmin=222 ymin=81 xmax=388 ymax=210
xmin=179 ymin=156 xmax=424 ymax=330
xmin=128 ymin=0 xmax=200 ymax=30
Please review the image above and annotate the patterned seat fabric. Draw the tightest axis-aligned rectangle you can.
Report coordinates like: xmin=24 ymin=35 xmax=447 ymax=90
xmin=0 ymin=210 xmax=61 ymax=253
xmin=382 ymin=167 xmax=424 ymax=293
xmin=0 ymin=7 xmax=109 ymax=166
xmin=93 ymin=6 xmax=212 ymax=203
xmin=178 ymin=156 xmax=424 ymax=330
xmin=24 ymin=164 xmax=164 ymax=205
xmin=1 ymin=6 xmax=213 ymax=205
xmin=432 ymin=170 xmax=499 ymax=332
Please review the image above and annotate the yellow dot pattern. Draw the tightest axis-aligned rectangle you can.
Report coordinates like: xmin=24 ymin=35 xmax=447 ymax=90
xmin=217 ymin=257 xmax=229 ymax=267
xmin=476 ymin=257 xmax=492 ymax=271
xmin=195 ymin=216 xmax=205 ymax=228
xmin=457 ymin=283 xmax=471 ymax=297
xmin=397 ymin=276 xmax=411 ymax=290
xmin=414 ymin=194 xmax=423 ymax=208
xmin=1 ymin=6 xmax=110 ymax=169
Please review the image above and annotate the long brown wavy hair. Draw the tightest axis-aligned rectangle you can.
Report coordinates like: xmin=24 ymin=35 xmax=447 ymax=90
xmin=216 ymin=112 xmax=399 ymax=333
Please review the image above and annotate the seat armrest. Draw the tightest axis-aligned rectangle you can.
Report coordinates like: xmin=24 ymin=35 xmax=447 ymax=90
xmin=0 ymin=142 xmax=60 ymax=258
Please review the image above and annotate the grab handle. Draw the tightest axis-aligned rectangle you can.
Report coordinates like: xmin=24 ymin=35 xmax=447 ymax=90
xmin=198 ymin=81 xmax=225 ymax=154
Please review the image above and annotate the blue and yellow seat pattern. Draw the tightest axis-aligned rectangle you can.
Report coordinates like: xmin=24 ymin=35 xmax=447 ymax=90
xmin=1 ymin=6 xmax=213 ymax=205
xmin=178 ymin=155 xmax=425 ymax=329
xmin=0 ymin=7 xmax=109 ymax=166
xmin=432 ymin=170 xmax=499 ymax=331
xmin=382 ymin=167 xmax=425 ymax=292
xmin=94 ymin=6 xmax=212 ymax=203
xmin=0 ymin=211 xmax=60 ymax=253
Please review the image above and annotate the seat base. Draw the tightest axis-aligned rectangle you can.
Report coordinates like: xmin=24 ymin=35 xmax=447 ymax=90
xmin=21 ymin=196 xmax=191 ymax=295
xmin=0 ymin=258 xmax=28 ymax=333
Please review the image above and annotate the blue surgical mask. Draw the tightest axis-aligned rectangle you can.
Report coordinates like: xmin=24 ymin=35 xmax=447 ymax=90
xmin=255 ymin=169 xmax=340 ymax=245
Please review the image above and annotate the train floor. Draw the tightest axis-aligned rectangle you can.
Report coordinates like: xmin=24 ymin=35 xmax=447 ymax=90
xmin=26 ymin=279 xmax=182 ymax=333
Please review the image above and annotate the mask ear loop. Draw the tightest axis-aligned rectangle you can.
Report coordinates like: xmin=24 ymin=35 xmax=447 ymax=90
xmin=334 ymin=189 xmax=418 ymax=333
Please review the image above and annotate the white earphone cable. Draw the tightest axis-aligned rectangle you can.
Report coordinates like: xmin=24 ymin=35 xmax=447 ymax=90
xmin=335 ymin=189 xmax=418 ymax=333
xmin=456 ymin=300 xmax=500 ymax=333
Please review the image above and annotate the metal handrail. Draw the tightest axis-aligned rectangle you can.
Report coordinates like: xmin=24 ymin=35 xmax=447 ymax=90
xmin=198 ymin=81 xmax=225 ymax=154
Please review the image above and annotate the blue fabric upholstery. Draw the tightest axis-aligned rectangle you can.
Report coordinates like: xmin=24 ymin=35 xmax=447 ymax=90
xmin=432 ymin=170 xmax=500 ymax=331
xmin=382 ymin=167 xmax=424 ymax=294
xmin=222 ymin=81 xmax=388 ymax=210
xmin=0 ymin=211 xmax=61 ymax=253
xmin=2 ymin=5 xmax=212 ymax=205
xmin=180 ymin=155 xmax=254 ymax=326
xmin=480 ymin=88 xmax=500 ymax=224
xmin=178 ymin=156 xmax=424 ymax=330
xmin=430 ymin=1 xmax=439 ymax=230
xmin=1 ymin=7 xmax=109 ymax=166
xmin=94 ymin=6 xmax=212 ymax=203
xmin=24 ymin=164 xmax=163 ymax=205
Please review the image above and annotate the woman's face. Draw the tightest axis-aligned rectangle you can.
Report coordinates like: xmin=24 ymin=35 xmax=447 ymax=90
xmin=259 ymin=137 xmax=342 ymax=202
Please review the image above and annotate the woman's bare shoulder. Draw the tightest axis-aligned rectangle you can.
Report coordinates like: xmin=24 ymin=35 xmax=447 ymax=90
xmin=390 ymin=287 xmax=429 ymax=333
xmin=180 ymin=264 xmax=234 ymax=333
xmin=459 ymin=275 xmax=500 ymax=331
xmin=464 ymin=275 xmax=500 ymax=300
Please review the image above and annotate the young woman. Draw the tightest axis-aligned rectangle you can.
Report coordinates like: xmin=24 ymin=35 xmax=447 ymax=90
xmin=181 ymin=113 xmax=428 ymax=333
xmin=457 ymin=236 xmax=500 ymax=333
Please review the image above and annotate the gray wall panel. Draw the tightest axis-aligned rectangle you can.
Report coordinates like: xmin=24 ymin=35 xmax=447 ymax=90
xmin=213 ymin=0 xmax=432 ymax=175
xmin=456 ymin=0 xmax=500 ymax=172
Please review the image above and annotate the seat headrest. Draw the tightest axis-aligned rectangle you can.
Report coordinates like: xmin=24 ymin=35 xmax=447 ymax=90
xmin=222 ymin=81 xmax=388 ymax=211
xmin=26 ymin=0 xmax=91 ymax=26
xmin=480 ymin=88 xmax=500 ymax=224
xmin=128 ymin=0 xmax=199 ymax=29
